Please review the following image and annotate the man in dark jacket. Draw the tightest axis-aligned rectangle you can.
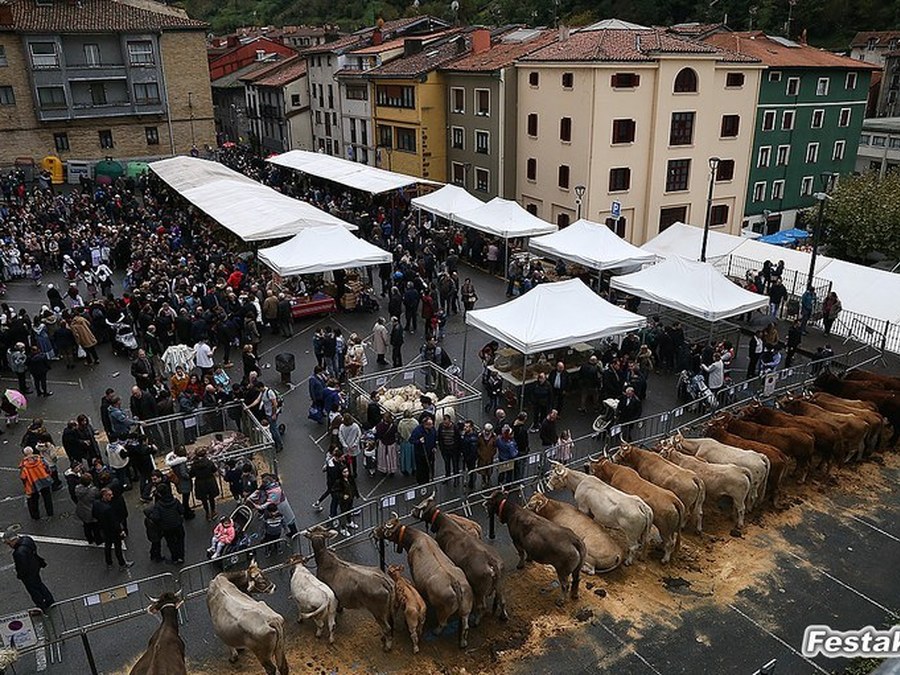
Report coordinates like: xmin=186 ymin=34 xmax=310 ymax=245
xmin=530 ymin=372 xmax=552 ymax=431
xmin=436 ymin=414 xmax=461 ymax=480
xmin=146 ymin=484 xmax=185 ymax=563
xmin=3 ymin=531 xmax=54 ymax=610
xmin=99 ymin=388 xmax=116 ymax=437
xmin=92 ymin=488 xmax=134 ymax=570
xmin=409 ymin=416 xmax=437 ymax=485
xmin=130 ymin=349 xmax=155 ymax=390
xmin=26 ymin=346 xmax=52 ymax=397
xmin=617 ymin=387 xmax=643 ymax=441
xmin=402 ymin=282 xmax=420 ymax=333
xmin=276 ymin=293 xmax=293 ymax=337
xmin=129 ymin=386 xmax=158 ymax=422
xmin=390 ymin=316 xmax=404 ymax=367
xmin=548 ymin=361 xmax=569 ymax=413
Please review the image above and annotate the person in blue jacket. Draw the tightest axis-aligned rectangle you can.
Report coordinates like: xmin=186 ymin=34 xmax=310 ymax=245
xmin=408 ymin=416 xmax=437 ymax=485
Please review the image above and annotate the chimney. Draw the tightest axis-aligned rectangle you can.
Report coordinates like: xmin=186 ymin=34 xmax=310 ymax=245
xmin=455 ymin=35 xmax=467 ymax=54
xmin=404 ymin=38 xmax=423 ymax=57
xmin=372 ymin=27 xmax=383 ymax=46
xmin=472 ymin=27 xmax=491 ymax=54
xmin=256 ymin=49 xmax=266 ymax=61
xmin=559 ymin=25 xmax=570 ymax=42
xmin=0 ymin=2 xmax=12 ymax=25
xmin=799 ymin=28 xmax=808 ymax=45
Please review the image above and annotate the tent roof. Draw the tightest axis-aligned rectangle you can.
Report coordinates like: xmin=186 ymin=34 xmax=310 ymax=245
xmin=149 ymin=156 xmax=356 ymax=241
xmin=640 ymin=222 xmax=747 ymax=261
xmin=452 ymin=197 xmax=558 ymax=239
xmin=817 ymin=260 xmax=900 ymax=324
xmin=730 ymin=237 xmax=833 ymax=275
xmin=610 ymin=256 xmax=769 ymax=321
xmin=410 ymin=184 xmax=484 ymax=221
xmin=465 ymin=278 xmax=645 ymax=354
xmin=257 ymin=226 xmax=392 ymax=276
xmin=267 ymin=149 xmax=438 ymax=194
xmin=528 ymin=219 xmax=656 ymax=270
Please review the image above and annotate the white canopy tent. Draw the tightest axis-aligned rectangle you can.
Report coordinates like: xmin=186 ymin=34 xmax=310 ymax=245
xmin=410 ymin=184 xmax=484 ymax=221
xmin=465 ymin=278 xmax=646 ymax=354
xmin=257 ymin=226 xmax=392 ymax=276
xmin=640 ymin=222 xmax=746 ymax=261
xmin=610 ymin=256 xmax=769 ymax=322
xmin=730 ymin=237 xmax=834 ymax=275
xmin=528 ymin=219 xmax=656 ymax=271
xmin=150 ymin=156 xmax=356 ymax=241
xmin=816 ymin=260 xmax=900 ymax=324
xmin=451 ymin=197 xmax=558 ymax=239
xmin=267 ymin=149 xmax=439 ymax=194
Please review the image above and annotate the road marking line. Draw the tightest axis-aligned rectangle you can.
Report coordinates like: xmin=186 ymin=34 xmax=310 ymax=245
xmin=843 ymin=512 xmax=900 ymax=543
xmin=0 ymin=377 xmax=81 ymax=386
xmin=259 ymin=316 xmax=328 ymax=358
xmin=592 ymin=620 xmax=663 ymax=675
xmin=363 ymin=477 xmax=387 ymax=500
xmin=30 ymin=534 xmax=127 ymax=550
xmin=785 ymin=550 xmax=892 ymax=614
xmin=728 ymin=604 xmax=829 ymax=674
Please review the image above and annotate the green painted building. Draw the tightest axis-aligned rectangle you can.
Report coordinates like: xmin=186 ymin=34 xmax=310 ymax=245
xmin=705 ymin=32 xmax=879 ymax=233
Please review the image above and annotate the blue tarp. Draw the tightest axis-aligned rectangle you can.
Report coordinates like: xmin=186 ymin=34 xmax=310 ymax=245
xmin=758 ymin=228 xmax=811 ymax=246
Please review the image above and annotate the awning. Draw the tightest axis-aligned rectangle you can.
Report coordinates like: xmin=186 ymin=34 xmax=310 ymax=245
xmin=817 ymin=260 xmax=900 ymax=324
xmin=465 ymin=278 xmax=645 ymax=354
xmin=730 ymin=237 xmax=833 ymax=275
xmin=257 ymin=226 xmax=392 ymax=276
xmin=410 ymin=184 xmax=484 ymax=221
xmin=267 ymin=149 xmax=439 ymax=194
xmin=610 ymin=256 xmax=769 ymax=322
xmin=149 ymin=156 xmax=356 ymax=241
xmin=452 ymin=197 xmax=558 ymax=239
xmin=640 ymin=221 xmax=746 ymax=261
xmin=528 ymin=219 xmax=656 ymax=271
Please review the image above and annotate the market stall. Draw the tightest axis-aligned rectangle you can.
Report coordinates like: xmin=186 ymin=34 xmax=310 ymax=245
xmin=640 ymin=221 xmax=747 ymax=262
xmin=528 ymin=218 xmax=656 ymax=271
xmin=410 ymin=184 xmax=484 ymax=221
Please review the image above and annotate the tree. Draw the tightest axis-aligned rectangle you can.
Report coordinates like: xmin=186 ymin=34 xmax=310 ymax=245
xmin=819 ymin=171 xmax=900 ymax=264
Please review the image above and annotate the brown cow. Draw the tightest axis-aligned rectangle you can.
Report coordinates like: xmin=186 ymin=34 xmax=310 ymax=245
xmin=845 ymin=369 xmax=900 ymax=391
xmin=445 ymin=513 xmax=483 ymax=539
xmin=706 ymin=424 xmax=788 ymax=508
xmin=485 ymin=490 xmax=585 ymax=603
xmin=815 ymin=372 xmax=900 ymax=444
xmin=779 ymin=397 xmax=868 ymax=463
xmin=386 ymin=565 xmax=427 ymax=654
xmin=588 ymin=458 xmax=684 ymax=563
xmin=614 ymin=444 xmax=706 ymax=533
xmin=715 ymin=412 xmax=815 ymax=483
xmin=742 ymin=402 xmax=842 ymax=474
xmin=809 ymin=392 xmax=889 ymax=452
xmin=130 ymin=592 xmax=186 ymax=675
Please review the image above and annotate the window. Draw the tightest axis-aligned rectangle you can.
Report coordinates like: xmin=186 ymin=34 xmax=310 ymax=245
xmin=612 ymin=118 xmax=635 ymax=144
xmin=528 ymin=72 xmax=539 ymax=87
xmin=806 ymin=142 xmax=819 ymax=163
xmin=710 ymin=204 xmax=729 ymax=227
xmin=475 ymin=130 xmax=489 ymax=154
xmin=450 ymin=87 xmax=464 ymax=113
xmin=527 ymin=113 xmax=538 ymax=137
xmin=451 ymin=162 xmax=466 ymax=186
xmin=786 ymin=77 xmax=800 ymax=96
xmin=757 ymin=146 xmax=771 ymax=168
xmin=526 ymin=158 xmax=537 ymax=181
xmin=609 ymin=167 xmax=631 ymax=192
xmin=145 ymin=126 xmax=159 ymax=145
xmin=674 ymin=68 xmax=698 ymax=93
xmin=669 ymin=111 xmax=695 ymax=146
xmin=127 ymin=41 xmax=154 ymax=65
xmin=134 ymin=82 xmax=160 ymax=104
xmin=720 ymin=114 xmax=740 ymax=138
xmin=451 ymin=126 xmax=464 ymax=150
xmin=659 ymin=206 xmax=687 ymax=233
xmin=846 ymin=72 xmax=858 ymax=90
xmin=0 ymin=85 xmax=13 ymax=105
xmin=771 ymin=180 xmax=785 ymax=200
xmin=867 ymin=37 xmax=877 ymax=50
xmin=327 ymin=84 xmax=334 ymax=108
xmin=83 ymin=43 xmax=101 ymax=67
xmin=561 ymin=72 xmax=573 ymax=89
xmin=345 ymin=85 xmax=367 ymax=100
xmin=859 ymin=134 xmax=870 ymax=146
xmin=290 ymin=94 xmax=301 ymax=106
xmin=315 ymin=110 xmax=321 ymax=124
xmin=762 ymin=110 xmax=776 ymax=131
xmin=375 ymin=85 xmax=414 ymax=108
xmin=611 ymin=72 xmax=640 ymax=88
xmin=715 ymin=159 xmax=735 ymax=181
xmin=53 ymin=132 xmax=69 ymax=152
xmin=665 ymin=159 xmax=691 ymax=192
xmin=838 ymin=107 xmax=851 ymax=127
xmin=833 ymin=140 xmax=845 ymax=161
xmin=800 ymin=176 xmax=814 ymax=196
xmin=752 ymin=182 xmax=766 ymax=202
xmin=892 ymin=138 xmax=900 ymax=149
xmin=816 ymin=77 xmax=830 ymax=96
xmin=811 ymin=109 xmax=824 ymax=128
xmin=872 ymin=135 xmax=887 ymax=147
xmin=396 ymin=127 xmax=416 ymax=152
xmin=90 ymin=82 xmax=107 ymax=105
xmin=526 ymin=204 xmax=538 ymax=215
xmin=475 ymin=89 xmax=489 ymax=116
xmin=558 ymin=165 xmax=570 ymax=189
xmin=782 ymin=110 xmax=795 ymax=130
xmin=776 ymin=145 xmax=790 ymax=166
xmin=36 ymin=86 xmax=65 ymax=108
xmin=769 ymin=71 xmax=782 ymax=82
xmin=98 ymin=129 xmax=113 ymax=149
xmin=606 ymin=216 xmax=626 ymax=238
xmin=474 ymin=168 xmax=489 ymax=193
xmin=377 ymin=124 xmax=392 ymax=148
xmin=726 ymin=72 xmax=745 ymax=88
xmin=30 ymin=42 xmax=58 ymax=68
xmin=0 ymin=45 xmax=6 ymax=67
xmin=559 ymin=117 xmax=572 ymax=142
xmin=557 ymin=213 xmax=571 ymax=228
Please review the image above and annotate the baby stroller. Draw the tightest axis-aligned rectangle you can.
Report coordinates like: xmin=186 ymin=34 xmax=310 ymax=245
xmin=107 ymin=319 xmax=138 ymax=357
xmin=214 ymin=503 xmax=259 ymax=570
xmin=362 ymin=430 xmax=377 ymax=477
xmin=354 ymin=288 xmax=380 ymax=313
xmin=676 ymin=370 xmax=718 ymax=412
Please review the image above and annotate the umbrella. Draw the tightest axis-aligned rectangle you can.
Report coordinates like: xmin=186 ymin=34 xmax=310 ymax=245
xmin=4 ymin=389 xmax=27 ymax=410
xmin=221 ymin=141 xmax=236 ymax=149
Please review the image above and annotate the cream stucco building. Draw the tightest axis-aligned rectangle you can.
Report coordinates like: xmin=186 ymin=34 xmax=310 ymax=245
xmin=516 ymin=20 xmax=765 ymax=245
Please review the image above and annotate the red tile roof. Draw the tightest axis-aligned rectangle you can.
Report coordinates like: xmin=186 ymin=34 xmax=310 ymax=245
xmin=0 ymin=0 xmax=207 ymax=32
xmin=704 ymin=32 xmax=880 ymax=70
xmin=299 ymin=16 xmax=449 ymax=55
xmin=442 ymin=28 xmax=556 ymax=72
xmin=521 ymin=27 xmax=757 ymax=63
xmin=363 ymin=30 xmax=466 ymax=78
xmin=253 ymin=57 xmax=308 ymax=87
xmin=239 ymin=56 xmax=297 ymax=83
xmin=850 ymin=31 xmax=900 ymax=48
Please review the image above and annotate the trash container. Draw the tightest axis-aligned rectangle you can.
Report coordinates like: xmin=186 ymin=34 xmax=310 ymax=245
xmin=275 ymin=353 xmax=295 ymax=385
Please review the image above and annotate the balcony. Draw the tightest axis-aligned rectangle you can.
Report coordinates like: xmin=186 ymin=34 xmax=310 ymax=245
xmin=37 ymin=98 xmax=164 ymax=122
xmin=65 ymin=61 xmax=128 ymax=81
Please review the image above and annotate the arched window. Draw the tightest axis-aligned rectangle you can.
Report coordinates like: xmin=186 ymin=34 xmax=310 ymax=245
xmin=674 ymin=68 xmax=698 ymax=93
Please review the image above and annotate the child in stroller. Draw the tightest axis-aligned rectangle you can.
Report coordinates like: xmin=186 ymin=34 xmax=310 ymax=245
xmin=207 ymin=516 xmax=235 ymax=559
xmin=213 ymin=503 xmax=258 ymax=560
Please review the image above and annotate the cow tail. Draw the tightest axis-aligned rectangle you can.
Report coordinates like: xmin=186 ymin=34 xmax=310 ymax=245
xmin=673 ymin=497 xmax=685 ymax=554
xmin=274 ymin=618 xmax=289 ymax=675
xmin=571 ymin=537 xmax=586 ymax=598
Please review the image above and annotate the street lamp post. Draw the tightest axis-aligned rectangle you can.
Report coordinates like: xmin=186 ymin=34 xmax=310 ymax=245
xmin=574 ymin=184 xmax=586 ymax=221
xmin=806 ymin=172 xmax=834 ymax=288
xmin=700 ymin=156 xmax=721 ymax=263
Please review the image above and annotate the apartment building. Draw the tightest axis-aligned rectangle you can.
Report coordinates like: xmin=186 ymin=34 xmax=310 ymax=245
xmin=0 ymin=0 xmax=214 ymax=160
xmin=850 ymin=31 xmax=900 ymax=67
xmin=516 ymin=19 xmax=763 ymax=244
xmin=243 ymin=56 xmax=311 ymax=154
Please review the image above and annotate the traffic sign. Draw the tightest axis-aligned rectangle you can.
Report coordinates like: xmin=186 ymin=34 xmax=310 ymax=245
xmin=611 ymin=200 xmax=622 ymax=218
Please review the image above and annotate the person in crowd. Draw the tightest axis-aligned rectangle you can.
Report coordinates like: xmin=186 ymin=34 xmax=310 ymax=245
xmin=436 ymin=414 xmax=461 ymax=481
xmin=26 ymin=345 xmax=52 ymax=397
xmin=374 ymin=411 xmax=399 ymax=477
xmin=397 ymin=409 xmax=417 ymax=477
xmin=248 ymin=474 xmax=298 ymax=536
xmin=261 ymin=503 xmax=285 ymax=556
xmin=617 ymin=387 xmax=643 ymax=441
xmin=92 ymin=487 xmax=134 ymax=571
xmin=7 ymin=341 xmax=30 ymax=394
xmin=207 ymin=516 xmax=235 ymax=559
xmin=800 ymin=286 xmax=816 ymax=333
xmin=409 ymin=415 xmax=437 ymax=485
xmin=108 ymin=397 xmax=137 ymax=441
xmin=539 ymin=410 xmax=560 ymax=452
xmin=312 ymin=444 xmax=345 ymax=513
xmin=70 ymin=310 xmax=100 ymax=365
xmin=747 ymin=330 xmax=764 ymax=379
xmin=390 ymin=316 xmax=404 ymax=367
xmin=331 ymin=465 xmax=360 ymax=537
xmin=337 ymin=413 xmax=362 ymax=477
xmin=496 ymin=425 xmax=519 ymax=485
xmin=144 ymin=483 xmax=185 ymax=564
xmin=2 ymin=530 xmax=54 ymax=611
xmin=190 ymin=448 xmax=220 ymax=521
xmin=822 ymin=291 xmax=842 ymax=336
xmin=476 ymin=422 xmax=497 ymax=487
xmin=19 ymin=446 xmax=54 ymax=520
xmin=75 ymin=473 xmax=102 ymax=544
xmin=786 ymin=319 xmax=803 ymax=367
xmin=531 ymin=372 xmax=552 ymax=431
xmin=164 ymin=445 xmax=194 ymax=521
xmin=372 ymin=317 xmax=389 ymax=366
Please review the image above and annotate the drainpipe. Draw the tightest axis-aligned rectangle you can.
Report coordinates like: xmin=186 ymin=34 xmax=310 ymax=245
xmin=497 ymin=68 xmax=505 ymax=197
xmin=157 ymin=30 xmax=176 ymax=155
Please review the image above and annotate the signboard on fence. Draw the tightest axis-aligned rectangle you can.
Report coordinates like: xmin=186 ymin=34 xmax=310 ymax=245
xmin=763 ymin=373 xmax=778 ymax=396
xmin=1 ymin=610 xmax=38 ymax=649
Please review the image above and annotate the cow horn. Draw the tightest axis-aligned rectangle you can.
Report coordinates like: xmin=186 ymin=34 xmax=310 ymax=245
xmin=391 ymin=511 xmax=399 ymax=520
xmin=428 ymin=490 xmax=436 ymax=502
xmin=536 ymin=479 xmax=545 ymax=494
xmin=145 ymin=593 xmax=159 ymax=604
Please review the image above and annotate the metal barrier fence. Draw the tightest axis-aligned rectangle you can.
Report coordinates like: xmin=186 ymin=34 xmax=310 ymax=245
xmin=813 ymin=309 xmax=900 ymax=355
